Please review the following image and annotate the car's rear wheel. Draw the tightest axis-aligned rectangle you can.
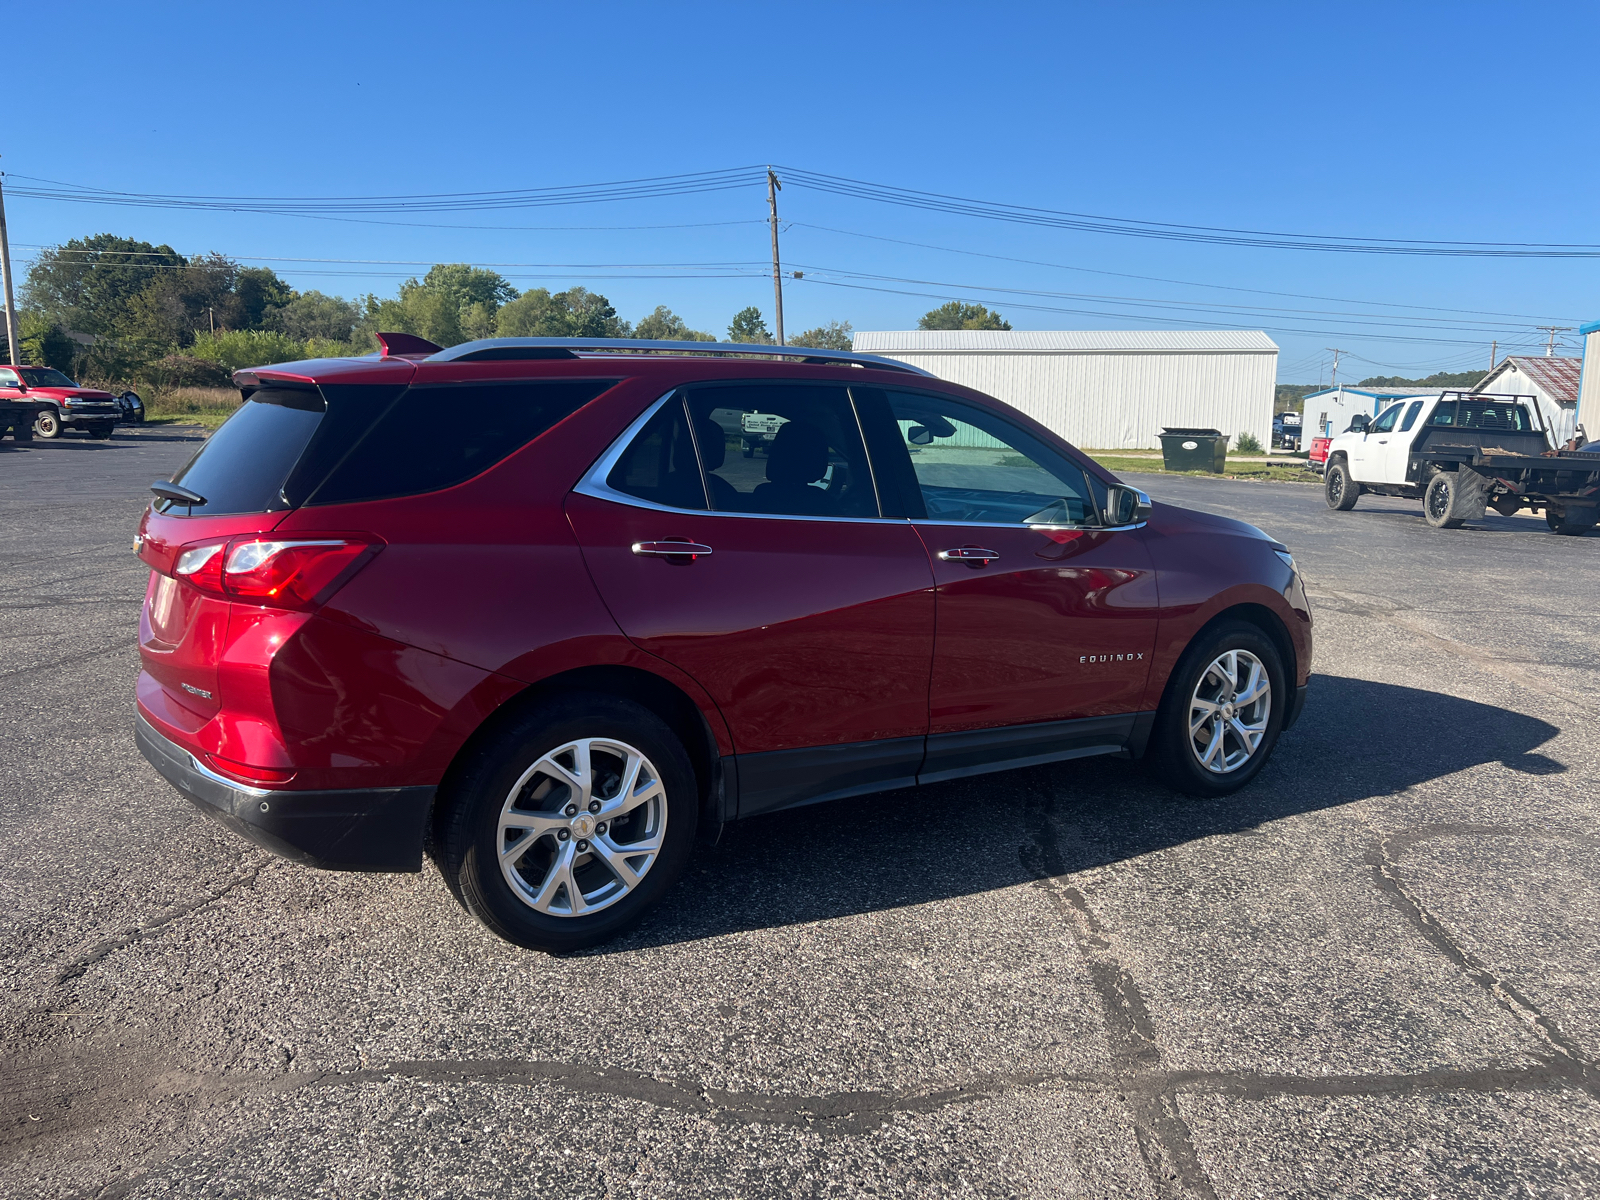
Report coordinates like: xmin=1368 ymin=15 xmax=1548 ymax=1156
xmin=1149 ymin=621 xmax=1286 ymax=797
xmin=91 ymin=423 xmax=114 ymax=440
xmin=33 ymin=411 xmax=61 ymax=439
xmin=1324 ymin=461 xmax=1359 ymax=510
xmin=1423 ymin=469 xmax=1485 ymax=529
xmin=441 ymin=695 xmax=698 ymax=952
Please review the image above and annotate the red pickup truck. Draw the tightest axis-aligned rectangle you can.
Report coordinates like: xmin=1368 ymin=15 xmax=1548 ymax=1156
xmin=1307 ymin=436 xmax=1332 ymax=474
xmin=0 ymin=364 xmax=122 ymax=438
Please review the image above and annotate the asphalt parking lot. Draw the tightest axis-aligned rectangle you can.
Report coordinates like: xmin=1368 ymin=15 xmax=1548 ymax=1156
xmin=2 ymin=426 xmax=1597 ymax=1199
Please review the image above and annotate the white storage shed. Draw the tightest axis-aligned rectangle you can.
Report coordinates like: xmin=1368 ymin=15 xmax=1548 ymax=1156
xmin=1581 ymin=321 xmax=1600 ymax=436
xmin=850 ymin=330 xmax=1278 ymax=451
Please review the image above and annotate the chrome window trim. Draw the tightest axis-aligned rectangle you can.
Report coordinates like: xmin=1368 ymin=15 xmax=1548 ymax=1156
xmin=572 ymin=389 xmax=912 ymax=527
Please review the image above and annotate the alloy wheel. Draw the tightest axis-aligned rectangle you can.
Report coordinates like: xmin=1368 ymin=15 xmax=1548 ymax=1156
xmin=1425 ymin=476 xmax=1451 ymax=524
xmin=496 ymin=737 xmax=668 ymax=917
xmin=1188 ymin=649 xmax=1272 ymax=774
xmin=1327 ymin=471 xmax=1344 ymax=505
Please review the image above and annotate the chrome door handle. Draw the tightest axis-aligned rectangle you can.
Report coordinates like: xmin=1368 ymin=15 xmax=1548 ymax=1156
xmin=938 ymin=546 xmax=1000 ymax=567
xmin=631 ymin=540 xmax=713 ymax=560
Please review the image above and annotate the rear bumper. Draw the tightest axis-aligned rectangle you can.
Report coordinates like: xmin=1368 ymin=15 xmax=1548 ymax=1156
xmin=135 ymin=714 xmax=433 ymax=872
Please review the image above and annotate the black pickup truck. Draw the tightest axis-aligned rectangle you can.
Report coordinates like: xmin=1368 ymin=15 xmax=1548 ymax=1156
xmin=1324 ymin=391 xmax=1599 ymax=534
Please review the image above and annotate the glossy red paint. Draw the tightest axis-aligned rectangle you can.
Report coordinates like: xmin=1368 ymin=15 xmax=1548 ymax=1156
xmin=568 ymin=492 xmax=936 ymax=753
xmin=914 ymin=523 xmax=1160 ymax=732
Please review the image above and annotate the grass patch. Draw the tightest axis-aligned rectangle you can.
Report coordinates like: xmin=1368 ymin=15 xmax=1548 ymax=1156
xmin=1089 ymin=454 xmax=1321 ymax=484
xmin=144 ymin=386 xmax=240 ymax=429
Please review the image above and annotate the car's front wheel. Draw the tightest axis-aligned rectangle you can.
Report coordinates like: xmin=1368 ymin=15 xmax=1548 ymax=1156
xmin=1149 ymin=621 xmax=1287 ymax=797
xmin=33 ymin=410 xmax=61 ymax=439
xmin=441 ymin=695 xmax=698 ymax=952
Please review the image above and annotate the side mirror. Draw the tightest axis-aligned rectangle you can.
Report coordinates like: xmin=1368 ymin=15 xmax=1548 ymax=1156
xmin=907 ymin=425 xmax=934 ymax=446
xmin=1349 ymin=414 xmax=1370 ymax=432
xmin=1105 ymin=485 xmax=1153 ymax=528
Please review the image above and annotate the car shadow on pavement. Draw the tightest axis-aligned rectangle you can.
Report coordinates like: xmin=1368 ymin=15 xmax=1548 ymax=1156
xmin=611 ymin=674 xmax=1562 ymax=952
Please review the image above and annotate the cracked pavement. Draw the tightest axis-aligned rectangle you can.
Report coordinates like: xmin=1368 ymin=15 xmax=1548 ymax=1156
xmin=1 ymin=429 xmax=1597 ymax=1198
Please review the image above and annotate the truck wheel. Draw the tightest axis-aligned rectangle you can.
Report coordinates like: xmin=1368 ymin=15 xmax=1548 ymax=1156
xmin=440 ymin=694 xmax=698 ymax=953
xmin=1148 ymin=620 xmax=1287 ymax=798
xmin=9 ymin=421 xmax=31 ymax=443
xmin=34 ymin=411 xmax=61 ymax=439
xmin=91 ymin=423 xmax=114 ymax=440
xmin=1324 ymin=462 xmax=1359 ymax=510
xmin=1546 ymin=508 xmax=1596 ymax=536
xmin=1424 ymin=468 xmax=1486 ymax=530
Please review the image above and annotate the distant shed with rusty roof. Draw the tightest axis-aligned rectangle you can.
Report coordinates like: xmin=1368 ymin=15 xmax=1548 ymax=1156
xmin=1474 ymin=355 xmax=1582 ymax=444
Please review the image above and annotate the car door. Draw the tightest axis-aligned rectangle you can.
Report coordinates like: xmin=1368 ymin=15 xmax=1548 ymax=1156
xmin=1350 ymin=403 xmax=1402 ymax=481
xmin=566 ymin=382 xmax=936 ymax=817
xmin=855 ymin=387 xmax=1160 ymax=784
xmin=1376 ymin=399 xmax=1428 ymax=484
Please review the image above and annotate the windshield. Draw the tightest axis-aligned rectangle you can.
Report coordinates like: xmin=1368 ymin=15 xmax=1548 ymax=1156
xmin=17 ymin=367 xmax=78 ymax=388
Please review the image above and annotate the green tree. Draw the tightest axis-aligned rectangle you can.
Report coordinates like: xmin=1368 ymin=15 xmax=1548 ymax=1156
xmin=1357 ymin=370 xmax=1487 ymax=388
xmin=497 ymin=286 xmax=628 ymax=338
xmin=21 ymin=233 xmax=185 ymax=335
xmin=918 ymin=301 xmax=1011 ymax=331
xmin=634 ymin=306 xmax=714 ymax=341
xmin=727 ymin=306 xmax=773 ymax=343
xmin=189 ymin=329 xmax=314 ymax=371
xmin=363 ymin=263 xmax=517 ymax=347
xmin=7 ymin=312 xmax=76 ymax=371
xmin=787 ymin=320 xmax=853 ymax=350
xmin=232 ymin=267 xmax=294 ymax=329
xmin=268 ymin=291 xmax=362 ymax=341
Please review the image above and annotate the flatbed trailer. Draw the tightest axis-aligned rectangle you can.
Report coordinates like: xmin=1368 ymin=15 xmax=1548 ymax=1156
xmin=1324 ymin=390 xmax=1600 ymax=534
xmin=0 ymin=397 xmax=44 ymax=444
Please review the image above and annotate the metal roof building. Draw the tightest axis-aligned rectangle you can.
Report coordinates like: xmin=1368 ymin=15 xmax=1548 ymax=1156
xmin=850 ymin=330 xmax=1278 ymax=450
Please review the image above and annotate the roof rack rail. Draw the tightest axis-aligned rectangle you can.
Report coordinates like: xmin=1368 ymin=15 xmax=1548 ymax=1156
xmin=423 ymin=337 xmax=935 ymax=377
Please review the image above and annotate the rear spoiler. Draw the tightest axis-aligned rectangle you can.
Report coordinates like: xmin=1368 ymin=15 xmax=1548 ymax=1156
xmin=376 ymin=332 xmax=444 ymax=358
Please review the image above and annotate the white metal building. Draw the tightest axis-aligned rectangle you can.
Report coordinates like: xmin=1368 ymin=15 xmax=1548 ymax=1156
xmin=1300 ymin=385 xmax=1438 ymax=440
xmin=850 ymin=330 xmax=1278 ymax=450
xmin=1581 ymin=321 xmax=1599 ymax=436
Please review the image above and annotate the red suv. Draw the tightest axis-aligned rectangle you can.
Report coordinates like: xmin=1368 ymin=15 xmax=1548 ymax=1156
xmin=135 ymin=335 xmax=1312 ymax=951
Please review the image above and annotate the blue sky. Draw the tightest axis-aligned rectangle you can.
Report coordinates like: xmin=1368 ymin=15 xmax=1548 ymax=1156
xmin=8 ymin=0 xmax=1598 ymax=382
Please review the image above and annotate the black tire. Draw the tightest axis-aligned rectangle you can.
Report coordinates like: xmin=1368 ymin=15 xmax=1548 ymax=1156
xmin=1148 ymin=620 xmax=1287 ymax=798
xmin=33 ymin=410 xmax=61 ymax=439
xmin=1324 ymin=461 xmax=1359 ymax=511
xmin=10 ymin=421 xmax=31 ymax=443
xmin=1423 ymin=468 xmax=1485 ymax=530
xmin=91 ymin=423 xmax=114 ymax=440
xmin=1546 ymin=508 xmax=1596 ymax=536
xmin=441 ymin=694 xmax=698 ymax=952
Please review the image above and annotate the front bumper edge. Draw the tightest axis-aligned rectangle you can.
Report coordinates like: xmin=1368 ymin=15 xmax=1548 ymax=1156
xmin=135 ymin=714 xmax=433 ymax=872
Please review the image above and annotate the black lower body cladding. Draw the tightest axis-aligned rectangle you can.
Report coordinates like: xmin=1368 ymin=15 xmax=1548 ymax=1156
xmin=135 ymin=715 xmax=433 ymax=871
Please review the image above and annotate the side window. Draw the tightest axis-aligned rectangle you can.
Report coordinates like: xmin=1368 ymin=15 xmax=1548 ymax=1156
xmin=0 ymin=368 xmax=18 ymax=388
xmin=310 ymin=379 xmax=612 ymax=506
xmin=1430 ymin=400 xmax=1457 ymax=426
xmin=685 ymin=385 xmax=877 ymax=518
xmin=607 ymin=396 xmax=707 ymax=511
xmin=883 ymin=391 xmax=1100 ymax=526
xmin=1399 ymin=400 xmax=1425 ymax=432
xmin=1370 ymin=405 xmax=1402 ymax=433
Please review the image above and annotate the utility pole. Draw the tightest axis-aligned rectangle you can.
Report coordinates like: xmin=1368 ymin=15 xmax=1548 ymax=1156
xmin=1538 ymin=326 xmax=1572 ymax=357
xmin=207 ymin=306 xmax=215 ymax=334
xmin=766 ymin=168 xmax=785 ymax=346
xmin=1489 ymin=340 xmax=1497 ymax=371
xmin=0 ymin=162 xmax=19 ymax=365
xmin=1326 ymin=347 xmax=1346 ymax=389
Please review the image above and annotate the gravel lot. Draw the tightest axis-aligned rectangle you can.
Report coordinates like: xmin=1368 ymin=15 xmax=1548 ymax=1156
xmin=2 ymin=426 xmax=1596 ymax=1199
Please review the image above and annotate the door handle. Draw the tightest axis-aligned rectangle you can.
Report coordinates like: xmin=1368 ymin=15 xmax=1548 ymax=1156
xmin=938 ymin=546 xmax=1000 ymax=567
xmin=632 ymin=540 xmax=713 ymax=561
xmin=1378 ymin=439 xmax=1388 ymax=444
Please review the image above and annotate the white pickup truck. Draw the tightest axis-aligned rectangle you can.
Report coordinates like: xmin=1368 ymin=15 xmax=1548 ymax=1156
xmin=1323 ymin=390 xmax=1599 ymax=534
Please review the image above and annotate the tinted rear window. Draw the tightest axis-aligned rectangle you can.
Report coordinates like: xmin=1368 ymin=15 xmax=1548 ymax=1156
xmin=307 ymin=380 xmax=612 ymax=506
xmin=167 ymin=388 xmax=324 ymax=514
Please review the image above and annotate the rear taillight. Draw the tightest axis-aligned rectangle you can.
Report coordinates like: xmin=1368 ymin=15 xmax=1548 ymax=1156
xmin=170 ymin=535 xmax=382 ymax=610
